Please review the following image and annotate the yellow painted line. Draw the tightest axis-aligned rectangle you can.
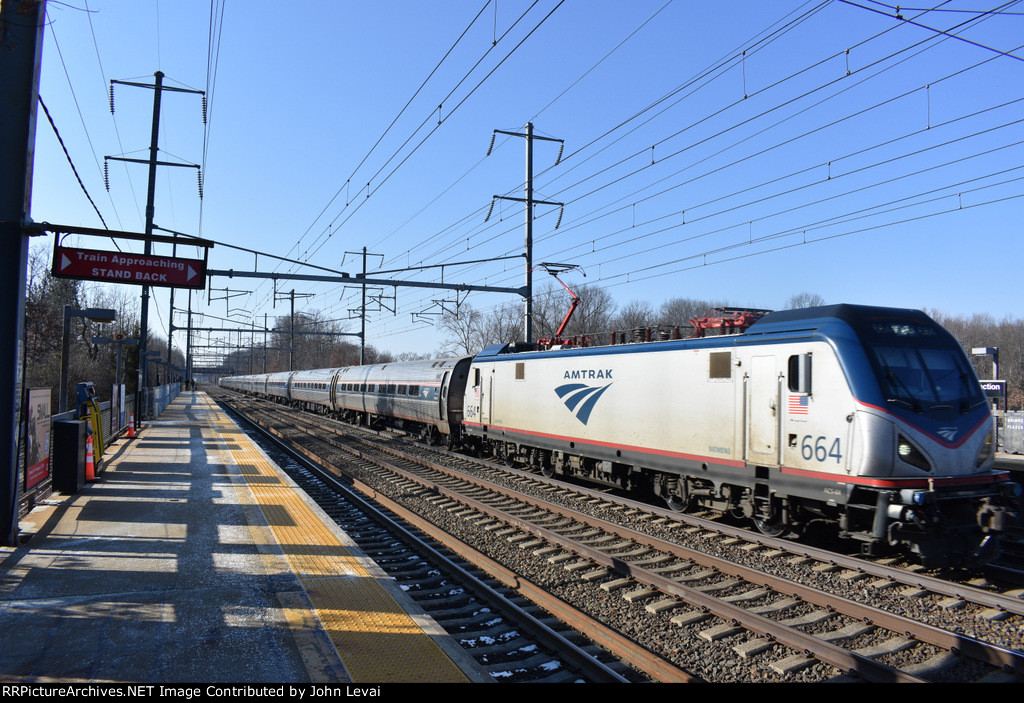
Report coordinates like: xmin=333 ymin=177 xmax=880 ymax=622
xmin=200 ymin=394 xmax=470 ymax=683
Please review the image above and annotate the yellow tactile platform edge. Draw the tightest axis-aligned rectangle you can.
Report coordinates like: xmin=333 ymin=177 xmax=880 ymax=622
xmin=197 ymin=394 xmax=470 ymax=683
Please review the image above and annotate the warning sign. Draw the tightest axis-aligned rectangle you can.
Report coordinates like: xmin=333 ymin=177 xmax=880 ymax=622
xmin=53 ymin=246 xmax=206 ymax=289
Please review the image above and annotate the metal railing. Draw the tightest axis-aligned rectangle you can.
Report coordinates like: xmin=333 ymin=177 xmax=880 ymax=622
xmin=20 ymin=382 xmax=182 ymax=518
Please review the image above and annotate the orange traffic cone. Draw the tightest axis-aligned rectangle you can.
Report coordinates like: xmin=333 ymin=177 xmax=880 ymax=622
xmin=85 ymin=429 xmax=96 ymax=481
xmin=127 ymin=412 xmax=135 ymax=439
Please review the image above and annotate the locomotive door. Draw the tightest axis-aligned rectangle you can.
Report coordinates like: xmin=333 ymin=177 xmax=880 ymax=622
xmin=482 ymin=374 xmax=493 ymax=425
xmin=746 ymin=355 xmax=780 ymax=465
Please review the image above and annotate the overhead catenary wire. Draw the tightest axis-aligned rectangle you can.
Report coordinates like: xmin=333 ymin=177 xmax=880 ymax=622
xmin=333 ymin=1 xmax=842 ymax=324
xmin=205 ymin=0 xmax=831 ymax=335
xmin=288 ymin=1 xmax=495 ymax=260
xmin=247 ymin=1 xmax=570 ymax=323
xmin=839 ymin=0 xmax=1024 ymax=61
xmin=57 ymin=2 xmax=1018 ymax=362
xmin=297 ymin=0 xmax=566 ymax=264
xmin=387 ymin=14 xmax=1011 ymax=298
xmin=37 ymin=95 xmax=109 ymax=230
xmin=248 ymin=1 xmax=558 ymax=315
xmin=370 ymin=5 xmax=1024 ymax=325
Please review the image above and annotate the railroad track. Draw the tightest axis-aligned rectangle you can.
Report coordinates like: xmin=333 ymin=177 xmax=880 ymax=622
xmin=214 ymin=389 xmax=1024 ymax=683
xmin=219 ymin=399 xmax=643 ymax=683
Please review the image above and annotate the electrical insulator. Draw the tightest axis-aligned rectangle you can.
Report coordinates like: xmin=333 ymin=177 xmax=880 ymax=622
xmin=201 ymin=95 xmax=207 ymax=124
xmin=104 ymin=161 xmax=110 ymax=191
xmin=109 ymin=85 xmax=115 ymax=114
xmin=485 ymin=198 xmax=496 ymax=222
xmin=197 ymin=169 xmax=204 ymax=199
xmin=487 ymin=133 xmax=496 ymax=157
xmin=555 ymin=206 xmax=563 ymax=230
xmin=555 ymin=142 xmax=564 ymax=165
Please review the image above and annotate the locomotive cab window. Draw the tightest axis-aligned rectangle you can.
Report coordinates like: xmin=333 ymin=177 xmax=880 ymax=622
xmin=788 ymin=354 xmax=812 ymax=394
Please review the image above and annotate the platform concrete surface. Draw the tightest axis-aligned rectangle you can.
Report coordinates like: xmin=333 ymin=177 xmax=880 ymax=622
xmin=0 ymin=391 xmax=483 ymax=684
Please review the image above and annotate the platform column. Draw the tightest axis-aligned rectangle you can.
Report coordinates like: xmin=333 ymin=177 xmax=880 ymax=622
xmin=0 ymin=0 xmax=46 ymax=546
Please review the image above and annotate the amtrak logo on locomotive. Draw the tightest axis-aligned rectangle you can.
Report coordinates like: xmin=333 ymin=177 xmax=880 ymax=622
xmin=554 ymin=382 xmax=613 ymax=425
xmin=563 ymin=369 xmax=613 ymax=379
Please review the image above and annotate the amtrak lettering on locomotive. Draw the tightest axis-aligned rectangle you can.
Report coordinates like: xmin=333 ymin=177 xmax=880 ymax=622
xmin=220 ymin=304 xmax=1020 ymax=567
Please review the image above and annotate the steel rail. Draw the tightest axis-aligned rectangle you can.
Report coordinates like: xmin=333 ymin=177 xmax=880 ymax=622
xmin=245 ymin=396 xmax=1024 ymax=618
xmin=332 ymin=430 xmax=1023 ymax=681
xmin=225 ymin=393 xmax=1024 ymax=680
xmin=245 ymin=402 xmax=921 ymax=682
xmin=428 ymin=442 xmax=1024 ymax=619
xmin=227 ymin=402 xmax=665 ymax=683
xmin=429 ymin=460 xmax=1024 ymax=679
xmin=373 ymin=455 xmax=927 ymax=682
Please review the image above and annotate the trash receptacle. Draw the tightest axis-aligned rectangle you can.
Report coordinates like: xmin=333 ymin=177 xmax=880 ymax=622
xmin=52 ymin=420 xmax=86 ymax=494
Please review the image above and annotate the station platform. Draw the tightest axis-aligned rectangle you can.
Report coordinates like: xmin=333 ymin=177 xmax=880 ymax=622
xmin=0 ymin=391 xmax=490 ymax=684
xmin=995 ymin=452 xmax=1024 ymax=476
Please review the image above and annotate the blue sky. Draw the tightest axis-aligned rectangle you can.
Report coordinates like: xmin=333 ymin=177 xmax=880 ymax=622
xmin=29 ymin=1 xmax=1024 ymax=360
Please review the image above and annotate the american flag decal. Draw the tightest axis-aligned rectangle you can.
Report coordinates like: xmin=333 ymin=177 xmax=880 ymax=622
xmin=788 ymin=395 xmax=809 ymax=415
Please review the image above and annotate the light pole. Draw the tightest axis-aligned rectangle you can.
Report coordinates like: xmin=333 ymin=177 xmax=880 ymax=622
xmin=60 ymin=307 xmax=117 ymax=414
xmin=972 ymin=347 xmax=999 ymax=381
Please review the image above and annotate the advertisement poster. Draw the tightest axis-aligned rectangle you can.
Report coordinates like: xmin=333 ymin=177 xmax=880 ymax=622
xmin=25 ymin=388 xmax=51 ymax=490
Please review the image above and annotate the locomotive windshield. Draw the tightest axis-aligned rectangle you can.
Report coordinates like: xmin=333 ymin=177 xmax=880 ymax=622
xmin=863 ymin=319 xmax=986 ymax=416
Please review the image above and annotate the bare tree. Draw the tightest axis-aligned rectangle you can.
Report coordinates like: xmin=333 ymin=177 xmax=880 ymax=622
xmin=996 ymin=316 xmax=1024 ymax=409
xmin=784 ymin=292 xmax=826 ymax=309
xmin=928 ymin=309 xmax=1023 ymax=410
xmin=437 ymin=303 xmax=485 ymax=356
xmin=437 ymin=299 xmax=524 ymax=355
xmin=531 ymin=282 xmax=616 ymax=341
xmin=610 ymin=299 xmax=656 ymax=331
xmin=657 ymin=297 xmax=730 ymax=327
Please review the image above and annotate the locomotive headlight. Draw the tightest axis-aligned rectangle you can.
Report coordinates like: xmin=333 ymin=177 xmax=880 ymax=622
xmin=897 ymin=435 xmax=931 ymax=472
xmin=899 ymin=489 xmax=931 ymax=505
xmin=976 ymin=431 xmax=995 ymax=468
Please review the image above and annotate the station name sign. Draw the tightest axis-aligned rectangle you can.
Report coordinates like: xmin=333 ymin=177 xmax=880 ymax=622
xmin=53 ymin=246 xmax=206 ymax=289
xmin=980 ymin=380 xmax=1006 ymax=399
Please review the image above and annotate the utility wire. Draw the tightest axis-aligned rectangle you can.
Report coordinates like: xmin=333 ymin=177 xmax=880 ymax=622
xmin=37 ymin=95 xmax=109 ymax=229
xmin=290 ymin=1 xmax=495 ymax=259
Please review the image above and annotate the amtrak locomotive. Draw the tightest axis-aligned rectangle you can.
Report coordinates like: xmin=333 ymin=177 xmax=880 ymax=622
xmin=220 ymin=304 xmax=1020 ymax=567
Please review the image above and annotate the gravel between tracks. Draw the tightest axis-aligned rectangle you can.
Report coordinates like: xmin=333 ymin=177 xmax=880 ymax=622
xmin=237 ymin=401 xmax=1024 ymax=683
